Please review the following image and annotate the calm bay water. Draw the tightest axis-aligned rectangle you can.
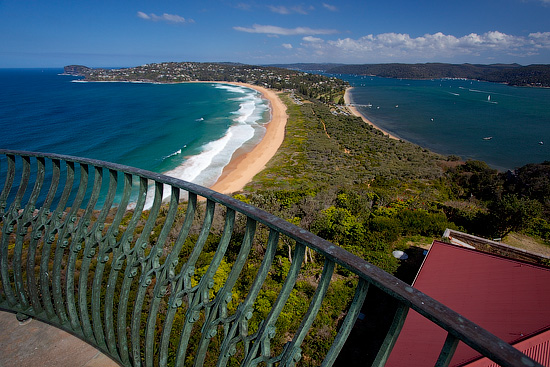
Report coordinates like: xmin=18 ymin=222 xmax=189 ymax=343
xmin=0 ymin=68 xmax=270 ymax=188
xmin=343 ymin=75 xmax=550 ymax=171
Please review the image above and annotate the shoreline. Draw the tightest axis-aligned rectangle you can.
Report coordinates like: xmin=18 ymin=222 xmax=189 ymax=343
xmin=74 ymin=77 xmax=287 ymax=195
xmin=207 ymin=82 xmax=288 ymax=194
xmin=344 ymin=87 xmax=399 ymax=140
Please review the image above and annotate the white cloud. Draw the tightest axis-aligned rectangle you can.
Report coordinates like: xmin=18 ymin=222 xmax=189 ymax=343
xmin=137 ymin=11 xmax=151 ymax=20
xmin=323 ymin=3 xmax=338 ymax=12
xmin=268 ymin=5 xmax=313 ymax=14
xmin=528 ymin=32 xmax=550 ymax=48
xmin=137 ymin=11 xmax=192 ymax=24
xmin=233 ymin=24 xmax=338 ymax=35
xmin=303 ymin=36 xmax=323 ymax=43
xmin=282 ymin=43 xmax=293 ymax=49
xmin=268 ymin=5 xmax=290 ymax=14
xmin=296 ymin=31 xmax=550 ymax=62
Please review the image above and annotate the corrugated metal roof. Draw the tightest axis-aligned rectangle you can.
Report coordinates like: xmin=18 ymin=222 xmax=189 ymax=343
xmin=465 ymin=328 xmax=550 ymax=367
xmin=386 ymin=241 xmax=550 ymax=367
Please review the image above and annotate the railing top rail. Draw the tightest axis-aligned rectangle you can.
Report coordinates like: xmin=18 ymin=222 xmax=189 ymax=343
xmin=0 ymin=149 xmax=541 ymax=367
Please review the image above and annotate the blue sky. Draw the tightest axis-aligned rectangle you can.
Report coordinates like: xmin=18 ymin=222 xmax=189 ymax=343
xmin=1 ymin=0 xmax=550 ymax=68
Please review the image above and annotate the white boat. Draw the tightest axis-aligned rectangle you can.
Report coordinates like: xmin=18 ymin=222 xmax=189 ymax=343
xmin=483 ymin=137 xmax=493 ymax=140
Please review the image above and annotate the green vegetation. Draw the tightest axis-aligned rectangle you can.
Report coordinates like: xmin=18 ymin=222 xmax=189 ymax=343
xmin=443 ymin=160 xmax=550 ymax=239
xmin=240 ymin=96 xmax=453 ymax=272
xmin=241 ymin=92 xmax=550 ymax=247
xmin=238 ymin=95 xmax=462 ymax=274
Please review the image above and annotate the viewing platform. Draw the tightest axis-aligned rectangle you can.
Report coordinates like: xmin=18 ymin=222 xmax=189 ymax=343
xmin=0 ymin=150 xmax=543 ymax=367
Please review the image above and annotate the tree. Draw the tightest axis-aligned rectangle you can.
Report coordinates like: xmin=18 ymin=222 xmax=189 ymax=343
xmin=504 ymin=161 xmax=550 ymax=207
xmin=311 ymin=206 xmax=365 ymax=247
xmin=488 ymin=194 xmax=543 ymax=237
xmin=449 ymin=160 xmax=503 ymax=202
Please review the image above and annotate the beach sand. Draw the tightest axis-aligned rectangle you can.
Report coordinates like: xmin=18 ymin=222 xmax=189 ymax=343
xmin=208 ymin=82 xmax=288 ymax=194
xmin=344 ymin=87 xmax=399 ymax=140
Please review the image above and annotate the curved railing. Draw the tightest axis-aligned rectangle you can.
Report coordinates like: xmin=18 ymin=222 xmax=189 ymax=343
xmin=0 ymin=149 xmax=541 ymax=367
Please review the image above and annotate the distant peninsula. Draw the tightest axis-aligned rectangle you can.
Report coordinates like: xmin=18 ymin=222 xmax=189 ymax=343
xmin=65 ymin=62 xmax=550 ymax=89
xmin=270 ymin=62 xmax=550 ymax=88
xmin=63 ymin=65 xmax=92 ymax=75
xmin=63 ymin=62 xmax=349 ymax=103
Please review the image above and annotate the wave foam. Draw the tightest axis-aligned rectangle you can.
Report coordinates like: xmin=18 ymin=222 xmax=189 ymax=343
xmin=143 ymin=84 xmax=270 ymax=209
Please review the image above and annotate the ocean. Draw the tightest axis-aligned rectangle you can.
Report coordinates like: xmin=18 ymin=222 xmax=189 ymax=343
xmin=0 ymin=68 xmax=270 ymax=189
xmin=342 ymin=75 xmax=550 ymax=171
xmin=1 ymin=68 xmax=548 ymax=189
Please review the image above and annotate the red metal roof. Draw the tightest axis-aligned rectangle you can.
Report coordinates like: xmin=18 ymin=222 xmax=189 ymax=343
xmin=386 ymin=240 xmax=550 ymax=367
xmin=465 ymin=328 xmax=550 ymax=367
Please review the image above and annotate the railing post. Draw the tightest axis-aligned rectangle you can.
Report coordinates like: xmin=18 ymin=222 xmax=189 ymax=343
xmin=321 ymin=278 xmax=370 ymax=367
xmin=371 ymin=302 xmax=409 ymax=366
xmin=435 ymin=333 xmax=460 ymax=367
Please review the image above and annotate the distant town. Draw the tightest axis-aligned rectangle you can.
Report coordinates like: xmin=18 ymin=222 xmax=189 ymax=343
xmin=64 ymin=62 xmax=350 ymax=104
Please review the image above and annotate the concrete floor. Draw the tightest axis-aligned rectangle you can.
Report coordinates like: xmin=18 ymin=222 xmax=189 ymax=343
xmin=0 ymin=310 xmax=119 ymax=367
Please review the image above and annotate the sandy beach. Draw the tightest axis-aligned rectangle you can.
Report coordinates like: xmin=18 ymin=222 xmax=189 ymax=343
xmin=208 ymin=82 xmax=288 ymax=194
xmin=344 ymin=87 xmax=399 ymax=140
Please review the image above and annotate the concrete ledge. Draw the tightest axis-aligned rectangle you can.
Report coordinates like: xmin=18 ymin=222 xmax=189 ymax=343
xmin=0 ymin=310 xmax=119 ymax=367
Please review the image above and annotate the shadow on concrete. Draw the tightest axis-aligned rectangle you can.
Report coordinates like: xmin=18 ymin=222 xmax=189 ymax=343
xmin=0 ymin=310 xmax=119 ymax=367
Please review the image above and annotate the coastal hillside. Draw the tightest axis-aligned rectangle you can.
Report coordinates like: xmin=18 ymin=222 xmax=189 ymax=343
xmin=63 ymin=61 xmax=550 ymax=251
xmin=272 ymin=62 xmax=550 ymax=87
xmin=63 ymin=61 xmax=550 ymax=255
xmin=239 ymin=93 xmax=550 ymax=265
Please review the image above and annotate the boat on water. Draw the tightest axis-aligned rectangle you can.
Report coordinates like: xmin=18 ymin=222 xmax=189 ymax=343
xmin=487 ymin=95 xmax=498 ymax=104
xmin=483 ymin=137 xmax=493 ymax=140
xmin=539 ymin=141 xmax=544 ymax=145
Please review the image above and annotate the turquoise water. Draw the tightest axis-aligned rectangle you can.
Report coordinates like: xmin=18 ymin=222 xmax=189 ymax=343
xmin=0 ymin=69 xmax=270 ymax=188
xmin=343 ymin=75 xmax=550 ymax=171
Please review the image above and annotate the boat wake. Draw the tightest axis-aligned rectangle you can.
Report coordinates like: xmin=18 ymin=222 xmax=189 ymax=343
xmin=163 ymin=148 xmax=183 ymax=160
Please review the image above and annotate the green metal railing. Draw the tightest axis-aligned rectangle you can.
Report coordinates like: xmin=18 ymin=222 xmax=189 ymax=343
xmin=0 ymin=150 xmax=542 ymax=367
